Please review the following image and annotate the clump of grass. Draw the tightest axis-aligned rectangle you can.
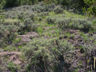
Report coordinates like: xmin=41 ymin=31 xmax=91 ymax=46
xmin=36 ymin=26 xmax=43 ymax=33
xmin=3 ymin=45 xmax=16 ymax=51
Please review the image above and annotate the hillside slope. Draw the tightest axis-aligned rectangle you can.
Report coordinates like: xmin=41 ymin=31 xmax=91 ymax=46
xmin=0 ymin=3 xmax=96 ymax=72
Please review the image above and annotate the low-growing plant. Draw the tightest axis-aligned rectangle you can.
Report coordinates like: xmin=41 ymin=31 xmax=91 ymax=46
xmin=24 ymin=18 xmax=33 ymax=31
xmin=46 ymin=3 xmax=56 ymax=12
xmin=38 ymin=12 xmax=49 ymax=17
xmin=14 ymin=37 xmax=22 ymax=44
xmin=4 ymin=45 xmax=16 ymax=51
xmin=57 ymin=18 xmax=92 ymax=31
xmin=81 ymin=43 xmax=95 ymax=54
xmin=36 ymin=26 xmax=43 ymax=33
xmin=92 ymin=19 xmax=96 ymax=24
xmin=56 ymin=18 xmax=71 ymax=29
xmin=4 ymin=18 xmax=20 ymax=26
xmin=46 ymin=16 xmax=56 ymax=24
xmin=22 ymin=38 xmax=75 ymax=72
xmin=32 ymin=24 xmax=38 ymax=31
xmin=38 ymin=17 xmax=42 ymax=21
xmin=29 ymin=13 xmax=36 ymax=21
xmin=0 ymin=24 xmax=19 ymax=46
xmin=18 ymin=13 xmax=24 ymax=21
xmin=71 ymin=18 xmax=92 ymax=30
xmin=7 ymin=62 xmax=18 ymax=72
xmin=54 ymin=6 xmax=64 ymax=14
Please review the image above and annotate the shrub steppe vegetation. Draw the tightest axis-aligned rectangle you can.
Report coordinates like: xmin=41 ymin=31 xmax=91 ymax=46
xmin=0 ymin=1 xmax=96 ymax=72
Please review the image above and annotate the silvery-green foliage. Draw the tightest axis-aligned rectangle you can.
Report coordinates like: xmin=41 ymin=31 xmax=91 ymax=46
xmin=46 ymin=16 xmax=56 ymax=24
xmin=24 ymin=18 xmax=33 ymax=30
xmin=56 ymin=18 xmax=71 ymax=29
xmin=0 ymin=24 xmax=19 ymax=36
xmin=31 ymin=3 xmax=55 ymax=12
xmin=22 ymin=38 xmax=75 ymax=71
xmin=46 ymin=3 xmax=56 ymax=12
xmin=18 ymin=13 xmax=23 ymax=19
xmin=81 ymin=43 xmax=95 ymax=54
xmin=29 ymin=13 xmax=36 ymax=21
xmin=31 ymin=24 xmax=38 ymax=31
xmin=5 ymin=25 xmax=19 ymax=32
xmin=0 ymin=24 xmax=19 ymax=45
xmin=71 ymin=18 xmax=92 ymax=29
xmin=19 ymin=23 xmax=25 ymax=28
xmin=54 ymin=6 xmax=64 ymax=14
xmin=57 ymin=18 xmax=92 ymax=30
xmin=38 ymin=12 xmax=49 ymax=17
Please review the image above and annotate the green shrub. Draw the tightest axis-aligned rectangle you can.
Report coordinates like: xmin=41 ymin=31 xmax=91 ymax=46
xmin=18 ymin=13 xmax=24 ymax=21
xmin=0 ymin=24 xmax=19 ymax=36
xmin=31 ymin=3 xmax=55 ymax=12
xmin=38 ymin=12 xmax=49 ymax=17
xmin=32 ymin=4 xmax=45 ymax=12
xmin=46 ymin=3 xmax=56 ymax=12
xmin=4 ymin=19 xmax=20 ymax=26
xmin=56 ymin=18 xmax=71 ymax=29
xmin=36 ymin=27 xmax=43 ymax=33
xmin=54 ymin=6 xmax=64 ymax=14
xmin=32 ymin=24 xmax=38 ymax=31
xmin=92 ymin=19 xmax=96 ymax=24
xmin=81 ymin=43 xmax=95 ymax=55
xmin=46 ymin=16 xmax=56 ymax=24
xmin=0 ymin=24 xmax=19 ymax=46
xmin=36 ymin=9 xmax=41 ymax=13
xmin=38 ymin=17 xmax=42 ymax=21
xmin=57 ymin=18 xmax=92 ymax=31
xmin=22 ymin=38 xmax=75 ymax=72
xmin=83 ymin=0 xmax=96 ymax=16
xmin=17 ymin=23 xmax=25 ymax=35
xmin=24 ymin=18 xmax=33 ymax=31
xmin=7 ymin=62 xmax=19 ymax=72
xmin=18 ymin=22 xmax=38 ymax=35
xmin=49 ymin=3 xmax=55 ymax=8
xmin=29 ymin=13 xmax=37 ymax=22
xmin=71 ymin=18 xmax=92 ymax=30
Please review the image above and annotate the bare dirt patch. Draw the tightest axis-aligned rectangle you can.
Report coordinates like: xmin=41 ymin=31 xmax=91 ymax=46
xmin=17 ymin=31 xmax=38 ymax=42
xmin=0 ymin=52 xmax=22 ymax=65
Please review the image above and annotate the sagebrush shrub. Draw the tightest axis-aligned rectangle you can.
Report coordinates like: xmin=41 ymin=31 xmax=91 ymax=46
xmin=18 ymin=13 xmax=24 ymax=20
xmin=54 ymin=6 xmax=64 ymax=14
xmin=47 ymin=3 xmax=56 ymax=12
xmin=24 ymin=18 xmax=33 ymax=31
xmin=46 ymin=16 xmax=56 ymax=24
xmin=56 ymin=18 xmax=71 ymax=29
xmin=81 ymin=43 xmax=95 ymax=54
xmin=0 ymin=24 xmax=19 ymax=45
xmin=31 ymin=3 xmax=55 ymax=12
xmin=33 ymin=5 xmax=45 ymax=12
xmin=32 ymin=24 xmax=38 ymax=31
xmin=22 ymin=38 xmax=75 ymax=72
xmin=38 ymin=12 xmax=49 ymax=17
xmin=36 ymin=9 xmax=41 ymax=13
xmin=29 ymin=13 xmax=36 ymax=21
xmin=71 ymin=19 xmax=92 ymax=30
xmin=57 ymin=18 xmax=92 ymax=30
xmin=0 ymin=24 xmax=19 ymax=36
xmin=49 ymin=3 xmax=55 ymax=8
